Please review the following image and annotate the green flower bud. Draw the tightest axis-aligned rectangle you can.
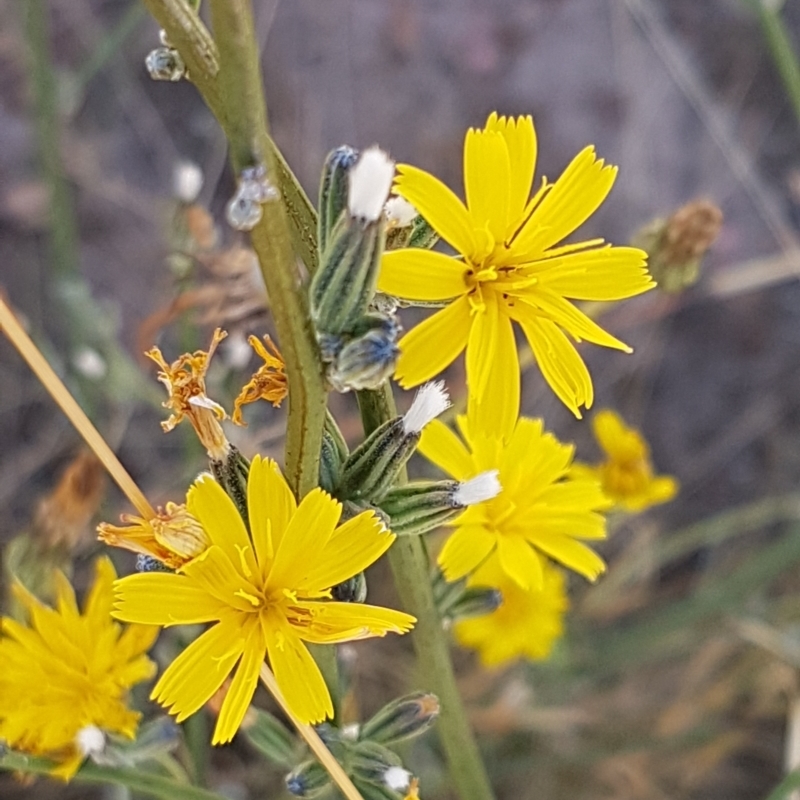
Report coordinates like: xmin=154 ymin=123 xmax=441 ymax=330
xmin=339 ymin=383 xmax=450 ymax=502
xmin=311 ymin=148 xmax=394 ymax=336
xmin=349 ymin=740 xmax=404 ymax=785
xmin=354 ymin=780 xmax=405 ymax=800
xmin=332 ymin=571 xmax=367 ymax=603
xmin=432 ymin=570 xmax=503 ymax=622
xmin=326 ymin=314 xmax=400 ymax=393
xmin=242 ymin=709 xmax=299 ymax=768
xmin=318 ymin=146 xmax=358 ymax=254
xmin=379 ymin=472 xmax=501 ymax=536
xmin=384 ymin=196 xmax=439 ymax=252
xmin=319 ymin=412 xmax=349 ymax=493
xmin=286 ymin=760 xmax=330 ymax=798
xmin=360 ymin=692 xmax=440 ymax=746
xmin=210 ymin=445 xmax=250 ymax=524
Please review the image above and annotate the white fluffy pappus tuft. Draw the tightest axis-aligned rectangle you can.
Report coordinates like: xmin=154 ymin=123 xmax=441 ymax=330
xmin=348 ymin=146 xmax=395 ymax=222
xmin=453 ymin=470 xmax=502 ymax=507
xmin=402 ymin=381 xmax=451 ymax=435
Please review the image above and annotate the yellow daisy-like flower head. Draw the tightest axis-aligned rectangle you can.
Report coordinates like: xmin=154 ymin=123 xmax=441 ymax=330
xmin=419 ymin=411 xmax=611 ymax=590
xmin=379 ymin=113 xmax=655 ymax=436
xmin=113 ymin=456 xmax=415 ymax=744
xmin=454 ymin=555 xmax=568 ymax=667
xmin=573 ymin=409 xmax=678 ymax=512
xmin=0 ymin=557 xmax=157 ymax=780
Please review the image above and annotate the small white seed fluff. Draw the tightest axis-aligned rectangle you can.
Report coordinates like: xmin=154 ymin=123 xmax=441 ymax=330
xmin=383 ymin=766 xmax=412 ymax=792
xmin=348 ymin=146 xmax=395 ymax=222
xmin=173 ymin=160 xmax=204 ymax=203
xmin=402 ymin=381 xmax=450 ymax=435
xmin=76 ymin=725 xmax=106 ymax=757
xmin=453 ymin=470 xmax=502 ymax=507
xmin=341 ymin=723 xmax=360 ymax=741
xmin=72 ymin=346 xmax=107 ymax=380
xmin=384 ymin=195 xmax=417 ymax=227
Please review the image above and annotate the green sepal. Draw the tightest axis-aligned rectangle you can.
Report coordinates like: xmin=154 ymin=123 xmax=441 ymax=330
xmin=242 ymin=709 xmax=300 ymax=768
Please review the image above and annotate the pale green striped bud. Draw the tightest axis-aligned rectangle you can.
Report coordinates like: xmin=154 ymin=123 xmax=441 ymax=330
xmin=338 ymin=383 xmax=449 ymax=502
xmin=349 ymin=741 xmax=404 ymax=785
xmin=243 ymin=709 xmax=299 ymax=768
xmin=318 ymin=146 xmax=358 ymax=254
xmin=319 ymin=412 xmax=349 ymax=493
xmin=360 ymin=692 xmax=440 ymax=746
xmin=326 ymin=314 xmax=400 ymax=392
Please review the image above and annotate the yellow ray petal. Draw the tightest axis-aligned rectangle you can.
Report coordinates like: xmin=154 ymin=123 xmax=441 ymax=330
xmin=517 ymin=509 xmax=607 ymax=540
xmin=83 ymin=557 xmax=116 ymax=625
xmin=290 ymin=600 xmax=415 ymax=644
xmin=188 ymin=474 xmax=258 ymax=578
xmin=212 ymin=622 xmax=265 ymax=744
xmin=466 ymin=307 xmax=519 ymax=442
xmin=247 ymin=455 xmax=296 ymax=575
xmin=438 ymin=524 xmax=497 ymax=582
xmin=265 ymin=615 xmax=333 ymax=725
xmin=495 ymin=534 xmax=543 ymax=591
xmin=113 ymin=573 xmax=227 ymax=626
xmin=514 ymin=312 xmax=593 ymax=417
xmin=267 ymin=489 xmax=341 ymax=590
xmin=501 ymin=418 xmax=573 ymax=495
xmin=532 ymin=480 xmax=611 ymax=512
xmin=418 ymin=419 xmax=474 ymax=481
xmin=465 ymin=292 xmax=499 ymax=401
xmin=394 ymin=164 xmax=477 ymax=258
xmin=464 ymin=127 xmax=509 ymax=242
xmin=152 ymin=617 xmax=244 ymax=720
xmin=180 ymin=546 xmax=261 ymax=613
xmin=379 ymin=249 xmax=468 ymax=301
xmin=533 ymin=535 xmax=606 ymax=582
xmin=395 ymin=296 xmax=472 ymax=388
xmin=593 ymin=409 xmax=646 ymax=461
xmin=296 ymin=511 xmax=395 ymax=593
xmin=485 ymin=113 xmax=537 ymax=228
xmin=512 ymin=146 xmax=617 ymax=257
xmin=521 ymin=291 xmax=631 ymax=351
xmin=535 ymin=246 xmax=654 ymax=300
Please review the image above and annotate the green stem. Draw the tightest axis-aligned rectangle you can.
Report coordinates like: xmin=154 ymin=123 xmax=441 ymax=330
xmin=745 ymin=0 xmax=800 ymax=131
xmin=138 ymin=0 xmax=317 ymax=273
xmin=0 ymin=752 xmax=225 ymax=800
xmin=357 ymin=388 xmax=496 ymax=800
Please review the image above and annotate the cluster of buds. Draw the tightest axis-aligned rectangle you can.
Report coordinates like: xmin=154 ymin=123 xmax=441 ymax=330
xmin=311 ymin=146 xmax=401 ymax=392
xmin=244 ymin=694 xmax=438 ymax=800
xmin=320 ymin=381 xmax=501 ymax=586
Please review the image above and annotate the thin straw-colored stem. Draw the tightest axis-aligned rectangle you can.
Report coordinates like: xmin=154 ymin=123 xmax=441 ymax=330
xmin=0 ymin=294 xmax=155 ymax=519
xmin=259 ymin=665 xmax=363 ymax=800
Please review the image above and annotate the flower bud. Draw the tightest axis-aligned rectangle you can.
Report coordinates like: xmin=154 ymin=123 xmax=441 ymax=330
xmin=210 ymin=446 xmax=251 ymax=522
xmin=319 ymin=146 xmax=358 ymax=253
xmin=384 ymin=197 xmax=439 ymax=252
xmin=331 ymin=571 xmax=367 ymax=603
xmin=379 ymin=471 xmax=501 ymax=536
xmin=319 ymin=413 xmax=350 ymax=493
xmin=446 ymin=586 xmax=503 ymax=621
xmin=243 ymin=709 xmax=299 ymax=768
xmin=145 ymin=47 xmax=185 ymax=81
xmin=91 ymin=717 xmax=180 ymax=767
xmin=360 ymin=692 xmax=440 ymax=746
xmin=286 ymin=760 xmax=330 ymax=798
xmin=349 ymin=740 xmax=403 ymax=785
xmin=311 ymin=148 xmax=394 ymax=336
xmin=326 ymin=314 xmax=401 ymax=393
xmin=338 ymin=383 xmax=449 ymax=502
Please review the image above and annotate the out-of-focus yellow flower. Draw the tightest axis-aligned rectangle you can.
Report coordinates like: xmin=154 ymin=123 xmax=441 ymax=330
xmin=454 ymin=555 xmax=568 ymax=667
xmin=98 ymin=502 xmax=210 ymax=569
xmin=0 ymin=558 xmax=157 ymax=780
xmin=146 ymin=328 xmax=230 ymax=460
xmin=232 ymin=334 xmax=287 ymax=425
xmin=573 ymin=409 xmax=678 ymax=512
xmin=379 ymin=112 xmax=654 ymax=436
xmin=113 ymin=456 xmax=415 ymax=744
xmin=419 ymin=408 xmax=611 ymax=590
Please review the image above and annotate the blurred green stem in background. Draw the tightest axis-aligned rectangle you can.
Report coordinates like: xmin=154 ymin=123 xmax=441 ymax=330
xmin=744 ymin=0 xmax=800 ymax=131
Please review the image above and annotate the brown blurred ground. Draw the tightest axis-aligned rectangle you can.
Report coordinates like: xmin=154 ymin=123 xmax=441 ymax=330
xmin=3 ymin=1 xmax=800 ymax=798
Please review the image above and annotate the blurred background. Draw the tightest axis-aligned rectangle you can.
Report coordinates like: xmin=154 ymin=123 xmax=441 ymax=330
xmin=4 ymin=0 xmax=800 ymax=797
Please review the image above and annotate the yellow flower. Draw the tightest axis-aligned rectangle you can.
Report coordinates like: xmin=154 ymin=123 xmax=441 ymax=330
xmin=454 ymin=555 xmax=568 ymax=667
xmin=232 ymin=334 xmax=287 ymax=425
xmin=113 ymin=456 xmax=415 ymax=744
xmin=419 ymin=410 xmax=611 ymax=590
xmin=147 ymin=327 xmax=231 ymax=460
xmin=0 ymin=558 xmax=157 ymax=780
xmin=98 ymin=502 xmax=210 ymax=569
xmin=573 ymin=409 xmax=678 ymax=512
xmin=379 ymin=113 xmax=654 ymax=435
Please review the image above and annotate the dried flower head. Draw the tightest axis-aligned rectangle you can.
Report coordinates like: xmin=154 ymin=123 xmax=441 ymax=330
xmin=146 ymin=328 xmax=231 ymax=459
xmin=232 ymin=334 xmax=288 ymax=425
xmin=98 ymin=501 xmax=211 ymax=569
